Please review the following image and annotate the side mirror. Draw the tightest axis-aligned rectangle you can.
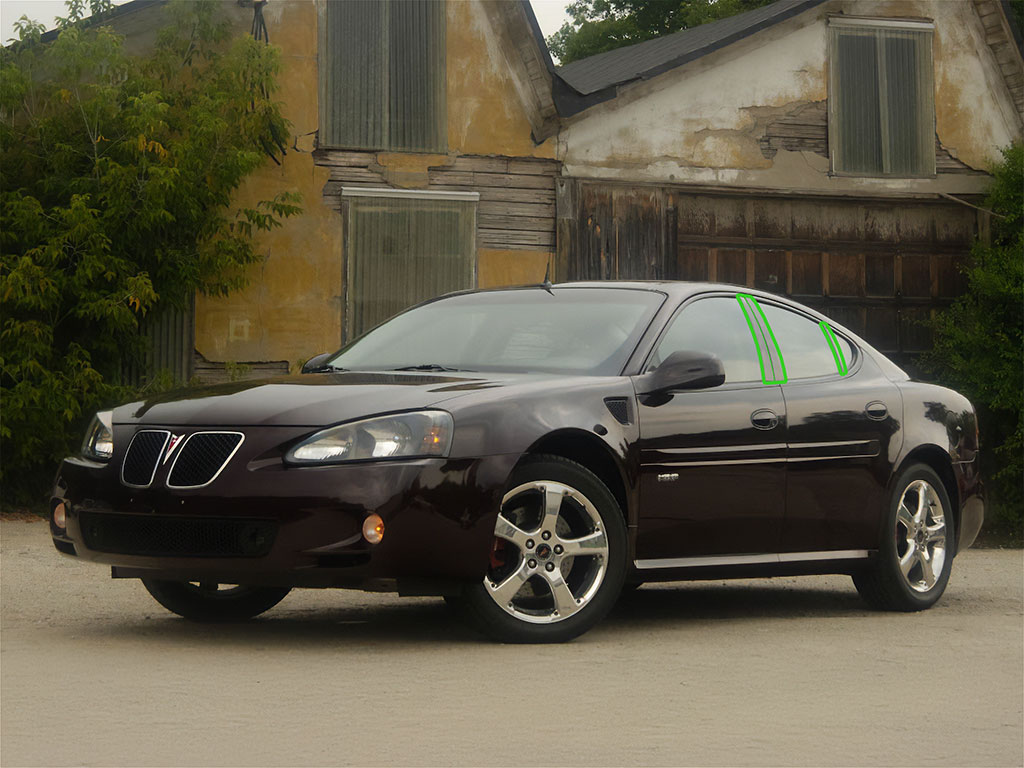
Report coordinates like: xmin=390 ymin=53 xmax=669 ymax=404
xmin=301 ymin=352 xmax=333 ymax=374
xmin=638 ymin=350 xmax=726 ymax=395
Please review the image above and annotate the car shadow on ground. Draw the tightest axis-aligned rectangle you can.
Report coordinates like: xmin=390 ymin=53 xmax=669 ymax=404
xmin=64 ymin=581 xmax=873 ymax=648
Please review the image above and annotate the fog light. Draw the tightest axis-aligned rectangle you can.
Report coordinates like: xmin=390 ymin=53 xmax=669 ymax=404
xmin=362 ymin=513 xmax=384 ymax=545
xmin=53 ymin=502 xmax=66 ymax=529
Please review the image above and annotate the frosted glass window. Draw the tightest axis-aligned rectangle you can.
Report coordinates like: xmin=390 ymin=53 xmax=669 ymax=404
xmin=829 ymin=20 xmax=935 ymax=176
xmin=344 ymin=193 xmax=476 ymax=339
xmin=321 ymin=0 xmax=446 ymax=152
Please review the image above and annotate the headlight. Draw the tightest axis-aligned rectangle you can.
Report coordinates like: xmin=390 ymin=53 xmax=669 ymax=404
xmin=285 ymin=410 xmax=453 ymax=465
xmin=81 ymin=411 xmax=114 ymax=461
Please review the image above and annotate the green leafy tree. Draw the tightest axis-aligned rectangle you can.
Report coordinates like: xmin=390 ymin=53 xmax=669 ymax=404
xmin=927 ymin=143 xmax=1023 ymax=537
xmin=548 ymin=0 xmax=775 ymax=65
xmin=1 ymin=0 xmax=301 ymax=504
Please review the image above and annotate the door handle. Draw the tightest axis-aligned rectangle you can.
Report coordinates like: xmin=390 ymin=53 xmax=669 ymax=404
xmin=751 ymin=409 xmax=779 ymax=430
xmin=865 ymin=401 xmax=888 ymax=421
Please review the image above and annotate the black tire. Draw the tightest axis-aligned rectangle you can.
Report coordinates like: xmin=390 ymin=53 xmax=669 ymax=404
xmin=853 ymin=463 xmax=955 ymax=611
xmin=458 ymin=455 xmax=627 ymax=643
xmin=141 ymin=579 xmax=291 ymax=622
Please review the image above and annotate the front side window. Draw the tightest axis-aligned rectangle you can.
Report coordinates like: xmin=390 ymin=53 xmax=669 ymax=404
xmin=758 ymin=303 xmax=856 ymax=380
xmin=829 ymin=18 xmax=935 ymax=177
xmin=344 ymin=190 xmax=477 ymax=340
xmin=649 ymin=297 xmax=764 ymax=383
xmin=320 ymin=0 xmax=446 ymax=152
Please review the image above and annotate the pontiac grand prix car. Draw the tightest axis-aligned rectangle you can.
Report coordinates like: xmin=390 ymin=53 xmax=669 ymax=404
xmin=51 ymin=282 xmax=984 ymax=643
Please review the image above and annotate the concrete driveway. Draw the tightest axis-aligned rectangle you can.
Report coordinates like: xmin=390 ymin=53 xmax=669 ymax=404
xmin=2 ymin=519 xmax=1021 ymax=767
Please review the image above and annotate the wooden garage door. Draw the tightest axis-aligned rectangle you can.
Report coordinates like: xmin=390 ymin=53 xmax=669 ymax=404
xmin=556 ymin=181 xmax=977 ymax=369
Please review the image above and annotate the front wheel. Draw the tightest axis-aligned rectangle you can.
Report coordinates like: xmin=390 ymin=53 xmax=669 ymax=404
xmin=458 ymin=455 xmax=627 ymax=643
xmin=141 ymin=579 xmax=291 ymax=621
xmin=853 ymin=463 xmax=955 ymax=611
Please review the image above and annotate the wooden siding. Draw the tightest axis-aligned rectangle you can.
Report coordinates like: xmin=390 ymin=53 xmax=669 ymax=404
xmin=973 ymin=0 xmax=1024 ymax=119
xmin=316 ymin=149 xmax=559 ymax=250
xmin=556 ymin=180 xmax=978 ymax=367
xmin=757 ymin=99 xmax=981 ymax=173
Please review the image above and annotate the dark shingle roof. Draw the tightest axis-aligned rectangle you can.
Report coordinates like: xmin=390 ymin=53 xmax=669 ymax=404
xmin=555 ymin=0 xmax=827 ymax=98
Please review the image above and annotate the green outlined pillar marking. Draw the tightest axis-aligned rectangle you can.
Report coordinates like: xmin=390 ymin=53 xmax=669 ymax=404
xmin=736 ymin=294 xmax=787 ymax=385
xmin=819 ymin=321 xmax=848 ymax=375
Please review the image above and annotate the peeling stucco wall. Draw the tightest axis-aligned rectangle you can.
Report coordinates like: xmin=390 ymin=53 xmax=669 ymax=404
xmin=446 ymin=1 xmax=556 ymax=159
xmin=193 ymin=0 xmax=556 ymax=366
xmin=193 ymin=1 xmax=341 ymax=366
xmin=559 ymin=0 xmax=1021 ymax=193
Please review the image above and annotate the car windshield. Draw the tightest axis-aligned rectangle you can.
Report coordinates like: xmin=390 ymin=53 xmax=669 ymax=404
xmin=329 ymin=287 xmax=665 ymax=376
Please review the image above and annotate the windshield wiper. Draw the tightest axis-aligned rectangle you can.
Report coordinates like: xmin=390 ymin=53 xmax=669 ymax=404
xmin=390 ymin=364 xmax=466 ymax=372
xmin=306 ymin=363 xmax=348 ymax=373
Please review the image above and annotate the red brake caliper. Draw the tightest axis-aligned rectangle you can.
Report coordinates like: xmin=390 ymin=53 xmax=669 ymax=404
xmin=489 ymin=538 xmax=507 ymax=570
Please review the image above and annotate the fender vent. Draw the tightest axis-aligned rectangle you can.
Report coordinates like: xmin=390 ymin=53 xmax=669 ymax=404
xmin=603 ymin=397 xmax=633 ymax=426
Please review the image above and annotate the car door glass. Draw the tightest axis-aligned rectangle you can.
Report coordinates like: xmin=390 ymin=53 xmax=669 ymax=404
xmin=758 ymin=303 xmax=855 ymax=379
xmin=650 ymin=297 xmax=762 ymax=383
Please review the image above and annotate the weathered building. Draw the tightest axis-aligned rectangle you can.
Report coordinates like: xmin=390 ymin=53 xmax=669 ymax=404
xmin=551 ymin=0 xmax=1023 ymax=370
xmin=51 ymin=0 xmax=1023 ymax=378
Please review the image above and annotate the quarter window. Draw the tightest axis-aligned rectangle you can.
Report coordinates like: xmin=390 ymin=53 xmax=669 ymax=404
xmin=650 ymin=297 xmax=763 ymax=383
xmin=829 ymin=18 xmax=935 ymax=177
xmin=343 ymin=189 xmax=477 ymax=340
xmin=320 ymin=0 xmax=446 ymax=152
xmin=758 ymin=303 xmax=855 ymax=380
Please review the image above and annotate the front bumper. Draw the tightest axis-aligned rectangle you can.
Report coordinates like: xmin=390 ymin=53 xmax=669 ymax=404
xmin=956 ymin=455 xmax=984 ymax=551
xmin=51 ymin=433 xmax=519 ymax=592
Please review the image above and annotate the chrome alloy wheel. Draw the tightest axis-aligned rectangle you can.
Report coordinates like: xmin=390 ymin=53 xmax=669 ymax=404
xmin=484 ymin=481 xmax=609 ymax=624
xmin=894 ymin=479 xmax=947 ymax=593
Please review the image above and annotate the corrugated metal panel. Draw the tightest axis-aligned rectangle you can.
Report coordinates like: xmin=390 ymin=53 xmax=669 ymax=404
xmin=321 ymin=0 xmax=445 ymax=152
xmin=322 ymin=0 xmax=386 ymax=150
xmin=830 ymin=23 xmax=935 ymax=176
xmin=344 ymin=192 xmax=476 ymax=339
xmin=123 ymin=297 xmax=195 ymax=386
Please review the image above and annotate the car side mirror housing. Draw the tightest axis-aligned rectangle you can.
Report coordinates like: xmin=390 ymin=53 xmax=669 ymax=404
xmin=301 ymin=352 xmax=333 ymax=374
xmin=638 ymin=350 xmax=726 ymax=395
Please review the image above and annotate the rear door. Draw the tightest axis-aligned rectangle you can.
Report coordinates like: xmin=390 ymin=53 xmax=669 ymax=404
xmin=754 ymin=299 xmax=902 ymax=554
xmin=632 ymin=294 xmax=787 ymax=565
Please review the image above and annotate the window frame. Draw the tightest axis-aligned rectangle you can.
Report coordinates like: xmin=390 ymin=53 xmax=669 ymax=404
xmin=827 ymin=15 xmax=936 ymax=179
xmin=754 ymin=298 xmax=862 ymax=384
xmin=640 ymin=292 xmax=778 ymax=390
xmin=341 ymin=187 xmax=479 ymax=343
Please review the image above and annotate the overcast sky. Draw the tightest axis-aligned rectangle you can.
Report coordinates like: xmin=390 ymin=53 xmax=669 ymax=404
xmin=2 ymin=0 xmax=572 ymax=46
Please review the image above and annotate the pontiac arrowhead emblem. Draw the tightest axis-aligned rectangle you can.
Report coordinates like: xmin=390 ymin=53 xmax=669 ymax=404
xmin=163 ymin=434 xmax=185 ymax=464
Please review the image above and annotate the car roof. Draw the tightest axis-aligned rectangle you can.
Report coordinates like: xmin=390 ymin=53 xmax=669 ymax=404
xmin=463 ymin=280 xmax=786 ymax=303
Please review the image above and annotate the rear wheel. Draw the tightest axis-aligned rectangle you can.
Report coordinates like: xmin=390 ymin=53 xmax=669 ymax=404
xmin=141 ymin=579 xmax=291 ymax=621
xmin=853 ymin=463 xmax=954 ymax=611
xmin=459 ymin=455 xmax=627 ymax=643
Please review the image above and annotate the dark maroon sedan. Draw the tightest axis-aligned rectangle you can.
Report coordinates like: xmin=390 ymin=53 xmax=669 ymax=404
xmin=51 ymin=282 xmax=984 ymax=642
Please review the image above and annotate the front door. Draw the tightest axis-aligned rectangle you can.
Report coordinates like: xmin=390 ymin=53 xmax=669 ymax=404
xmin=633 ymin=294 xmax=787 ymax=564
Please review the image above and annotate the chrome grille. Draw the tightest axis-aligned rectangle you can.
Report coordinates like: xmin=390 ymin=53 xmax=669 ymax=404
xmin=121 ymin=430 xmax=170 ymax=488
xmin=167 ymin=432 xmax=244 ymax=489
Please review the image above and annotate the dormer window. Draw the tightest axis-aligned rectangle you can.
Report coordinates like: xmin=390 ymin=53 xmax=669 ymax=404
xmin=828 ymin=17 xmax=935 ymax=177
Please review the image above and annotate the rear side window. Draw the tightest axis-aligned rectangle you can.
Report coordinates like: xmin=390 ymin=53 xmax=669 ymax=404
xmin=757 ymin=303 xmax=855 ymax=380
xmin=649 ymin=297 xmax=763 ymax=383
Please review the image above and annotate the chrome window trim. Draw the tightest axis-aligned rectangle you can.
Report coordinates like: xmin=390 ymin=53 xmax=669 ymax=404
xmin=120 ymin=430 xmax=171 ymax=489
xmin=165 ymin=431 xmax=246 ymax=490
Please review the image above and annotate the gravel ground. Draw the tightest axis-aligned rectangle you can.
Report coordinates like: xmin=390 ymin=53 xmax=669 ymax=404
xmin=1 ymin=519 xmax=1021 ymax=767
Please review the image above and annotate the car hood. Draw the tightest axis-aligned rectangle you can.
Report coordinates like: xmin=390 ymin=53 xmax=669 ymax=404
xmin=114 ymin=370 xmax=551 ymax=427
